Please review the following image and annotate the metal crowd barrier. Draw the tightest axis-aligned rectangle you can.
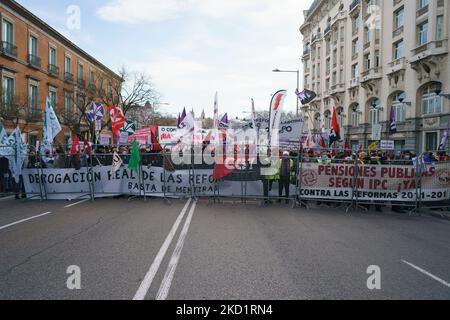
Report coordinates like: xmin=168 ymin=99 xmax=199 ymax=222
xmin=0 ymin=144 xmax=46 ymax=201
xmin=7 ymin=142 xmax=450 ymax=217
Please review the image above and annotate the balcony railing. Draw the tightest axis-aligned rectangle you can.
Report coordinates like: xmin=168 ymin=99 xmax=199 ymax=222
xmin=1 ymin=41 xmax=18 ymax=58
xmin=387 ymin=57 xmax=406 ymax=74
xmin=48 ymin=64 xmax=60 ymax=77
xmin=360 ymin=67 xmax=382 ymax=81
xmin=28 ymin=108 xmax=43 ymax=120
xmin=27 ymin=54 xmax=41 ymax=69
xmin=88 ymin=83 xmax=97 ymax=92
xmin=64 ymin=72 xmax=74 ymax=82
xmin=349 ymin=77 xmax=360 ymax=88
xmin=416 ymin=5 xmax=429 ymax=18
xmin=77 ymin=78 xmax=86 ymax=87
xmin=410 ymin=40 xmax=448 ymax=62
xmin=349 ymin=0 xmax=361 ymax=13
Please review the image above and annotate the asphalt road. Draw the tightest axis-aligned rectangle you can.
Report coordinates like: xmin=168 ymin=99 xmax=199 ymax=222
xmin=0 ymin=196 xmax=449 ymax=300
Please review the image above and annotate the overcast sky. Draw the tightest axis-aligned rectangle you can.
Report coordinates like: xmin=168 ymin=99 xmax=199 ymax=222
xmin=18 ymin=0 xmax=315 ymax=118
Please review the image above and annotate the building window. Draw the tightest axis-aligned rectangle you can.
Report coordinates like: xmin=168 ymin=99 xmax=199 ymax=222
xmin=418 ymin=21 xmax=429 ymax=46
xmin=324 ymin=111 xmax=331 ymax=129
xmin=314 ymin=113 xmax=321 ymax=131
xmin=65 ymin=56 xmax=72 ymax=74
xmin=394 ymin=7 xmax=404 ymax=30
xmin=78 ymin=63 xmax=84 ymax=81
xmin=393 ymin=40 xmax=404 ymax=59
xmin=351 ymin=105 xmax=360 ymax=127
xmin=422 ymin=85 xmax=443 ymax=115
xmin=352 ymin=39 xmax=359 ymax=55
xmin=394 ymin=140 xmax=405 ymax=153
xmin=436 ymin=15 xmax=444 ymax=41
xmin=364 ymin=54 xmax=371 ymax=70
xmin=2 ymin=19 xmax=14 ymax=44
xmin=64 ymin=92 xmax=72 ymax=115
xmin=2 ymin=76 xmax=14 ymax=109
xmin=365 ymin=27 xmax=371 ymax=44
xmin=49 ymin=46 xmax=57 ymax=66
xmin=28 ymin=134 xmax=37 ymax=148
xmin=425 ymin=132 xmax=437 ymax=151
xmin=29 ymin=84 xmax=38 ymax=112
xmin=352 ymin=15 xmax=360 ymax=34
xmin=49 ymin=88 xmax=57 ymax=108
xmin=369 ymin=98 xmax=380 ymax=125
xmin=352 ymin=64 xmax=359 ymax=78
xmin=418 ymin=0 xmax=429 ymax=9
xmin=89 ymin=70 xmax=95 ymax=85
xmin=393 ymin=92 xmax=406 ymax=123
xmin=28 ymin=34 xmax=38 ymax=56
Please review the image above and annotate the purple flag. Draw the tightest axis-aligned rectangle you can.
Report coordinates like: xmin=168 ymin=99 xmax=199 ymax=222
xmin=439 ymin=123 xmax=449 ymax=150
xmin=219 ymin=113 xmax=229 ymax=128
xmin=390 ymin=106 xmax=397 ymax=133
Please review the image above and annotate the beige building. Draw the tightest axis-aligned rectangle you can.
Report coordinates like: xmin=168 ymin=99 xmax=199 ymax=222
xmin=300 ymin=0 xmax=449 ymax=153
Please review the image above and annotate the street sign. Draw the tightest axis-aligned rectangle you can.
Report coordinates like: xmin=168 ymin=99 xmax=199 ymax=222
xmin=380 ymin=140 xmax=395 ymax=150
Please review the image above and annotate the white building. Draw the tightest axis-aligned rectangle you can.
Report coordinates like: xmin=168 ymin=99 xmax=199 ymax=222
xmin=300 ymin=0 xmax=449 ymax=152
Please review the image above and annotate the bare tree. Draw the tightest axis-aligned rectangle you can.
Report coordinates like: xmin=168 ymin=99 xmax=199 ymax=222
xmin=56 ymin=66 xmax=160 ymax=140
xmin=0 ymin=93 xmax=42 ymax=134
xmin=111 ymin=67 xmax=160 ymax=116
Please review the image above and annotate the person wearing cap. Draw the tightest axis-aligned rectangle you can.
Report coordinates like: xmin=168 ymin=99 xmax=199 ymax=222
xmin=277 ymin=151 xmax=294 ymax=204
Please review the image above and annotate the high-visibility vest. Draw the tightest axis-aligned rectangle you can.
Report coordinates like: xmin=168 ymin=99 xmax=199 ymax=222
xmin=276 ymin=158 xmax=294 ymax=180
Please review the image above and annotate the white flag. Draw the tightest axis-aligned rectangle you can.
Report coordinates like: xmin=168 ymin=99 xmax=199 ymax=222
xmin=0 ymin=124 xmax=14 ymax=157
xmin=178 ymin=111 xmax=196 ymax=145
xmin=9 ymin=127 xmax=28 ymax=183
xmin=42 ymin=97 xmax=61 ymax=155
xmin=269 ymin=90 xmax=287 ymax=148
xmin=111 ymin=151 xmax=123 ymax=174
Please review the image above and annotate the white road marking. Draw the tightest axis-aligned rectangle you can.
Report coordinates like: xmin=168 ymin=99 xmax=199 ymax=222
xmin=156 ymin=200 xmax=197 ymax=300
xmin=133 ymin=198 xmax=192 ymax=300
xmin=402 ymin=260 xmax=450 ymax=289
xmin=0 ymin=212 xmax=52 ymax=231
xmin=64 ymin=199 xmax=90 ymax=208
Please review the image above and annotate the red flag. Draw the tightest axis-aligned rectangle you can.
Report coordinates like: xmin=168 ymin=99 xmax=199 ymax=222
xmin=331 ymin=148 xmax=336 ymax=158
xmin=329 ymin=107 xmax=341 ymax=147
xmin=109 ymin=105 xmax=126 ymax=137
xmin=319 ymin=135 xmax=326 ymax=149
xmin=213 ymin=140 xmax=238 ymax=180
xmin=71 ymin=134 xmax=81 ymax=161
xmin=83 ymin=137 xmax=91 ymax=155
xmin=150 ymin=130 xmax=162 ymax=152
xmin=344 ymin=139 xmax=350 ymax=151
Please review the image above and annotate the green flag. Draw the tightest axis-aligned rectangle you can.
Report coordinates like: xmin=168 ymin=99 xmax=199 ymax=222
xmin=128 ymin=139 xmax=141 ymax=172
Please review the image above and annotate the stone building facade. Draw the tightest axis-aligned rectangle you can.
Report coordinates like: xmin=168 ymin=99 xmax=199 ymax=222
xmin=300 ymin=0 xmax=449 ymax=153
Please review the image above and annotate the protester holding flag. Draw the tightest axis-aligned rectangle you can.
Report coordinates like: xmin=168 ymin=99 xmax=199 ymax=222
xmin=109 ymin=105 xmax=126 ymax=140
xmin=329 ymin=107 xmax=341 ymax=147
xmin=128 ymin=139 xmax=141 ymax=172
xmin=111 ymin=151 xmax=124 ymax=175
xmin=70 ymin=134 xmax=82 ymax=170
xmin=41 ymin=97 xmax=62 ymax=156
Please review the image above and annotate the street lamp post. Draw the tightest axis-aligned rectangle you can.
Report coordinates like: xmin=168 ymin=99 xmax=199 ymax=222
xmin=272 ymin=68 xmax=300 ymax=117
